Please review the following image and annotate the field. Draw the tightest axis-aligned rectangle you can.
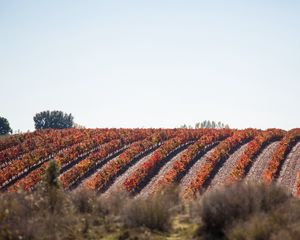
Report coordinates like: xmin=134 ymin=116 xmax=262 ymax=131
xmin=1 ymin=127 xmax=300 ymax=198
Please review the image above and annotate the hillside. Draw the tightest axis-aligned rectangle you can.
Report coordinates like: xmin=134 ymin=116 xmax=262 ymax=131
xmin=1 ymin=128 xmax=300 ymax=197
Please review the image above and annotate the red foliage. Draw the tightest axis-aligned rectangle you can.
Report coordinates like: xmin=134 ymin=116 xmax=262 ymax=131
xmin=153 ymin=129 xmax=233 ymax=191
xmin=227 ymin=129 xmax=285 ymax=184
xmin=183 ymin=128 xmax=259 ymax=198
xmin=123 ymin=129 xmax=205 ymax=192
xmin=262 ymin=128 xmax=300 ymax=183
xmin=296 ymin=171 xmax=300 ymax=197
xmin=0 ymin=129 xmax=93 ymax=188
xmin=3 ymin=128 xmax=299 ymax=197
xmin=0 ymin=131 xmax=37 ymax=151
xmin=59 ymin=129 xmax=151 ymax=189
xmin=84 ymin=130 xmax=175 ymax=191
xmin=0 ymin=129 xmax=76 ymax=168
xmin=9 ymin=129 xmax=153 ymax=191
xmin=8 ymin=129 xmax=120 ymax=191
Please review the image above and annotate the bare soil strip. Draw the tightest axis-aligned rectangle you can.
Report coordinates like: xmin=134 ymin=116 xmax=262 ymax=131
xmin=246 ymin=142 xmax=279 ymax=181
xmin=208 ymin=144 xmax=248 ymax=189
xmin=179 ymin=146 xmax=219 ymax=194
xmin=1 ymin=135 xmax=94 ymax=191
xmin=277 ymin=142 xmax=300 ymax=194
xmin=67 ymin=147 xmax=127 ymax=190
xmin=76 ymin=145 xmax=160 ymax=192
xmin=103 ymin=152 xmax=155 ymax=196
xmin=138 ymin=149 xmax=189 ymax=198
xmin=74 ymin=153 xmax=123 ymax=192
xmin=105 ymin=142 xmax=193 ymax=196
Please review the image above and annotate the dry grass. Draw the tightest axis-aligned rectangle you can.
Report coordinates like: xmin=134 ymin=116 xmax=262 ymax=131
xmin=121 ymin=185 xmax=180 ymax=232
xmin=0 ymin=182 xmax=299 ymax=239
xmin=189 ymin=181 xmax=298 ymax=240
xmin=226 ymin=198 xmax=300 ymax=240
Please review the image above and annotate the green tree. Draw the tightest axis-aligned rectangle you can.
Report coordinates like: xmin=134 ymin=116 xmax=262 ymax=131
xmin=44 ymin=160 xmax=61 ymax=213
xmin=181 ymin=120 xmax=230 ymax=129
xmin=217 ymin=121 xmax=224 ymax=128
xmin=0 ymin=116 xmax=12 ymax=135
xmin=44 ymin=160 xmax=60 ymax=189
xmin=34 ymin=110 xmax=74 ymax=130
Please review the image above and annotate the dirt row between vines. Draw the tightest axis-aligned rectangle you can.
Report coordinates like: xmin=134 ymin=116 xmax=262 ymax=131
xmin=10 ymin=137 xmax=300 ymax=197
xmin=2 ymin=133 xmax=97 ymax=191
xmin=245 ymin=141 xmax=280 ymax=181
xmin=102 ymin=151 xmax=155 ymax=196
xmin=138 ymin=149 xmax=189 ymax=198
xmin=178 ymin=145 xmax=220 ymax=195
xmin=0 ymin=130 xmax=83 ymax=170
xmin=74 ymin=151 xmax=126 ymax=192
xmin=277 ymin=142 xmax=300 ymax=194
xmin=100 ymin=140 xmax=300 ymax=197
xmin=73 ymin=143 xmax=162 ymax=192
xmin=207 ymin=144 xmax=249 ymax=190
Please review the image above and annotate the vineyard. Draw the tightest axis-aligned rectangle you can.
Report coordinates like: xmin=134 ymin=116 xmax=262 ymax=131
xmin=1 ymin=127 xmax=300 ymax=198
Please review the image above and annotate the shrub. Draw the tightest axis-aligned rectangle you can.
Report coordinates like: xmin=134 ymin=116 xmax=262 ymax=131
xmin=71 ymin=189 xmax=98 ymax=214
xmin=71 ymin=188 xmax=110 ymax=219
xmin=101 ymin=189 xmax=130 ymax=216
xmin=226 ymin=213 xmax=276 ymax=240
xmin=191 ymin=182 xmax=290 ymax=239
xmin=226 ymin=198 xmax=300 ymax=240
xmin=0 ymin=190 xmax=79 ymax=240
xmin=121 ymin=186 xmax=180 ymax=232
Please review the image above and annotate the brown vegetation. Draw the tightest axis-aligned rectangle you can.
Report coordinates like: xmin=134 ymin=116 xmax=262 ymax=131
xmin=1 ymin=181 xmax=300 ymax=239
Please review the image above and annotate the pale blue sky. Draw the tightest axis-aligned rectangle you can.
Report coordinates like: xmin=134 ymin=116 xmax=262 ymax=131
xmin=1 ymin=1 xmax=299 ymax=131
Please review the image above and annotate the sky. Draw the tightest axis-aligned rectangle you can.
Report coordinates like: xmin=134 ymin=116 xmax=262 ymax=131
xmin=0 ymin=1 xmax=299 ymax=131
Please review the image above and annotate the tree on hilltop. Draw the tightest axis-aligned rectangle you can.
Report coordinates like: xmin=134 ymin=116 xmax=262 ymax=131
xmin=0 ymin=116 xmax=12 ymax=135
xmin=180 ymin=120 xmax=230 ymax=129
xmin=198 ymin=120 xmax=229 ymax=129
xmin=34 ymin=110 xmax=74 ymax=130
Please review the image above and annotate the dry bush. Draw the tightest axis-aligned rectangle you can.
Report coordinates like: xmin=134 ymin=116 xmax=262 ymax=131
xmin=101 ymin=189 xmax=130 ymax=216
xmin=225 ymin=213 xmax=277 ymax=240
xmin=226 ymin=198 xmax=300 ymax=240
xmin=0 ymin=189 xmax=80 ymax=240
xmin=121 ymin=186 xmax=180 ymax=232
xmin=0 ymin=191 xmax=36 ymax=239
xmin=71 ymin=189 xmax=97 ymax=214
xmin=190 ymin=182 xmax=290 ymax=239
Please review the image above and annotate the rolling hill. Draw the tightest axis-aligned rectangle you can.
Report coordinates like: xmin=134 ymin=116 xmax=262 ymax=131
xmin=1 ymin=128 xmax=299 ymax=198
